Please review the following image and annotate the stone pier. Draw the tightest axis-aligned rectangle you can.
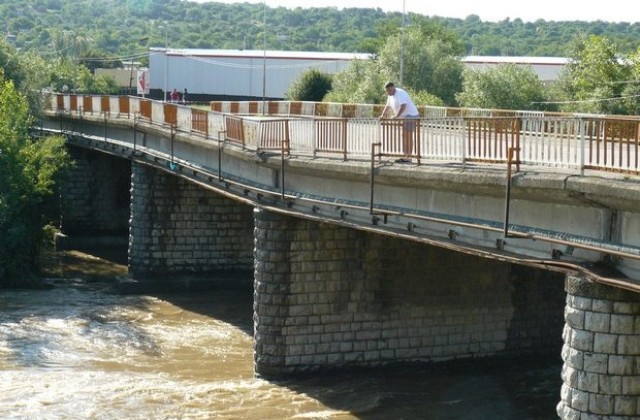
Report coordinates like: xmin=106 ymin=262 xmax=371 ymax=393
xmin=253 ymin=208 xmax=566 ymax=377
xmin=128 ymin=162 xmax=254 ymax=284
xmin=60 ymin=147 xmax=130 ymax=237
xmin=558 ymin=275 xmax=640 ymax=419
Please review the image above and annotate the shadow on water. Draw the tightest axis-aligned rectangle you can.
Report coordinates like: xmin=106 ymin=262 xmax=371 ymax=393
xmin=148 ymin=284 xmax=255 ymax=335
xmin=269 ymin=356 xmax=562 ymax=420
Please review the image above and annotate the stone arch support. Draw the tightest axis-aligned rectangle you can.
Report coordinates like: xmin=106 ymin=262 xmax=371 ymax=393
xmin=558 ymin=275 xmax=640 ymax=419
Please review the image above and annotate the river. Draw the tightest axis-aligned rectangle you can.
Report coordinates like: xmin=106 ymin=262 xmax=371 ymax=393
xmin=0 ymin=249 xmax=562 ymax=419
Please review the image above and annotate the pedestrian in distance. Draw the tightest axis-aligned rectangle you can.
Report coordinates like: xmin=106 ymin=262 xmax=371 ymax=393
xmin=170 ymin=88 xmax=180 ymax=103
xmin=379 ymin=82 xmax=420 ymax=163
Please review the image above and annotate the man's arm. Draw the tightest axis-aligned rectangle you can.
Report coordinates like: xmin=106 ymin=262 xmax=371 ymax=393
xmin=394 ymin=103 xmax=407 ymax=118
xmin=379 ymin=104 xmax=389 ymax=118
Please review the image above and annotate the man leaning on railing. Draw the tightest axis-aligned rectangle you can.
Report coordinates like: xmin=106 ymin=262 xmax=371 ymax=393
xmin=379 ymin=81 xmax=420 ymax=163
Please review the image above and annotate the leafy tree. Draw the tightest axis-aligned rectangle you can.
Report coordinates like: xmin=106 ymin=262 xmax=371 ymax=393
xmin=456 ymin=63 xmax=552 ymax=111
xmin=0 ymin=39 xmax=51 ymax=116
xmin=88 ymin=74 xmax=121 ymax=95
xmin=326 ymin=19 xmax=463 ymax=106
xmin=620 ymin=48 xmax=640 ymax=115
xmin=377 ymin=22 xmax=465 ymax=105
xmin=324 ymin=58 xmax=387 ymax=104
xmin=0 ymin=71 xmax=70 ymax=286
xmin=406 ymin=89 xmax=445 ymax=107
xmin=555 ymin=34 xmax=631 ymax=114
xmin=285 ymin=69 xmax=333 ymax=101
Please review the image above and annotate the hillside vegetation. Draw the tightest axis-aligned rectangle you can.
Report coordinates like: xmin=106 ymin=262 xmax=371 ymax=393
xmin=4 ymin=0 xmax=640 ymax=61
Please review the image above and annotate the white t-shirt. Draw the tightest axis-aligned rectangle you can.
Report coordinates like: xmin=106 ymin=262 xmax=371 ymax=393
xmin=386 ymin=87 xmax=419 ymax=117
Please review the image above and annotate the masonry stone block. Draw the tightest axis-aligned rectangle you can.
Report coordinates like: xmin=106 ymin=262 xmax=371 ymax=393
xmin=585 ymin=312 xmax=611 ymax=333
xmin=571 ymin=330 xmax=594 ymax=352
xmin=590 ymin=393 xmax=614 ymax=415
xmin=617 ymin=335 xmax=640 ymax=355
xmin=565 ymin=306 xmax=585 ymax=329
xmin=622 ymin=376 xmax=640 ymax=395
xmin=614 ymin=395 xmax=637 ymax=416
xmin=569 ymin=295 xmax=593 ymax=311
xmin=600 ymin=374 xmax=623 ymax=395
xmin=592 ymin=299 xmax=613 ymax=314
xmin=609 ymin=355 xmax=636 ymax=376
xmin=562 ymin=364 xmax=578 ymax=386
xmin=594 ymin=333 xmax=618 ymax=354
xmin=583 ymin=352 xmax=608 ymax=374
xmin=577 ymin=371 xmax=599 ymax=393
xmin=571 ymin=388 xmax=590 ymax=411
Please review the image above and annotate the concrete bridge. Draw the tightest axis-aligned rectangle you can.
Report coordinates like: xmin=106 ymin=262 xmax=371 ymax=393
xmin=43 ymin=95 xmax=640 ymax=419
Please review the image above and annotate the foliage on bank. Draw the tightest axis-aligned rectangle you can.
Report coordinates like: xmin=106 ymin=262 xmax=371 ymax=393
xmin=0 ymin=70 xmax=70 ymax=287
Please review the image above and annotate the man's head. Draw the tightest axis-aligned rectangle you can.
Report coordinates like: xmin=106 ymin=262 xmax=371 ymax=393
xmin=384 ymin=82 xmax=396 ymax=96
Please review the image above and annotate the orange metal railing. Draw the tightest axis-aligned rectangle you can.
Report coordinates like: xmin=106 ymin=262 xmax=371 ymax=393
xmin=380 ymin=119 xmax=421 ymax=163
xmin=259 ymin=119 xmax=290 ymax=154
xmin=164 ymin=103 xmax=177 ymax=126
xmin=139 ymin=99 xmax=152 ymax=120
xmin=583 ymin=117 xmax=640 ymax=172
xmin=466 ymin=118 xmax=521 ymax=164
xmin=118 ymin=96 xmax=130 ymax=117
xmin=224 ymin=115 xmax=245 ymax=147
xmin=100 ymin=96 xmax=110 ymax=115
xmin=50 ymin=94 xmax=640 ymax=175
xmin=82 ymin=96 xmax=93 ymax=114
xmin=191 ymin=108 xmax=208 ymax=136
xmin=315 ymin=118 xmax=348 ymax=160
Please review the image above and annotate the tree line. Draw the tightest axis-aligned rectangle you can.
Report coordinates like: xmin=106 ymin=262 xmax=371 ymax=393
xmin=288 ymin=28 xmax=640 ymax=117
xmin=4 ymin=0 xmax=640 ymax=58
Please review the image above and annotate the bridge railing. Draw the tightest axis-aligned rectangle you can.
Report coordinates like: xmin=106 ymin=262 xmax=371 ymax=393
xmin=48 ymin=94 xmax=640 ymax=175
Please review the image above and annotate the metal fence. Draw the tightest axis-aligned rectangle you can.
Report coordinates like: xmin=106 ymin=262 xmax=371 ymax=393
xmin=49 ymin=94 xmax=640 ymax=174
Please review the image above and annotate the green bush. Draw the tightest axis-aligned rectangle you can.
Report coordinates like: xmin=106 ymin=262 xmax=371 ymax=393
xmin=285 ymin=69 xmax=333 ymax=102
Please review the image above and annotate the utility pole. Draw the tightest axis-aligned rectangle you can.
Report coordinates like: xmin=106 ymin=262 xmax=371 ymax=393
xmin=399 ymin=0 xmax=406 ymax=86
xmin=262 ymin=0 xmax=267 ymax=115
xmin=160 ymin=24 xmax=168 ymax=102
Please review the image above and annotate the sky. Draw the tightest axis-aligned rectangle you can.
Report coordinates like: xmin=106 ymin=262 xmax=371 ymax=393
xmin=191 ymin=0 xmax=638 ymax=23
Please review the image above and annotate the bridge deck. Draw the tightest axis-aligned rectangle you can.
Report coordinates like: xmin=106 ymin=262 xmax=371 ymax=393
xmin=43 ymin=95 xmax=640 ymax=291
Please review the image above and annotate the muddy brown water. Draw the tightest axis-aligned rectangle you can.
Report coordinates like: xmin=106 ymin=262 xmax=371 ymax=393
xmin=0 ymin=249 xmax=561 ymax=419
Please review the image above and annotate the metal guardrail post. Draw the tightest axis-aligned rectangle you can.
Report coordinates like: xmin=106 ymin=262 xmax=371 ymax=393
xmin=503 ymin=147 xmax=520 ymax=239
xmin=103 ymin=113 xmax=108 ymax=142
xmin=281 ymin=139 xmax=288 ymax=200
xmin=370 ymin=142 xmax=381 ymax=214
xmin=169 ymin=123 xmax=176 ymax=170
xmin=133 ymin=113 xmax=138 ymax=152
xmin=217 ymin=130 xmax=225 ymax=181
xmin=579 ymin=117 xmax=585 ymax=176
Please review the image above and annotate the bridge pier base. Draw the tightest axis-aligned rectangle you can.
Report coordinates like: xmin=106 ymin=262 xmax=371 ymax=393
xmin=253 ymin=208 xmax=565 ymax=377
xmin=128 ymin=162 xmax=254 ymax=288
xmin=60 ymin=147 xmax=130 ymax=241
xmin=558 ymin=275 xmax=640 ymax=419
